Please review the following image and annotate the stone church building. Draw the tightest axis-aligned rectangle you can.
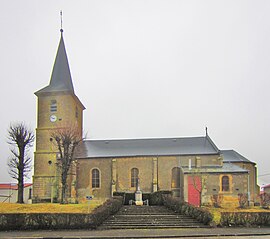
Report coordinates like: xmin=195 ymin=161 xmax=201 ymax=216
xmin=33 ymin=30 xmax=259 ymax=206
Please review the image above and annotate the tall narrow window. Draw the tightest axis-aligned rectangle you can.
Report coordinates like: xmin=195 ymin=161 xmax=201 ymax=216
xmin=131 ymin=168 xmax=139 ymax=188
xmin=222 ymin=176 xmax=229 ymax=192
xmin=171 ymin=167 xmax=180 ymax=188
xmin=92 ymin=168 xmax=100 ymax=188
xmin=50 ymin=100 xmax=57 ymax=113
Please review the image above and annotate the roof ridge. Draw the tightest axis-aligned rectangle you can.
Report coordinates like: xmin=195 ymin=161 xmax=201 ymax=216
xmin=83 ymin=136 xmax=206 ymax=142
xmin=205 ymin=134 xmax=220 ymax=153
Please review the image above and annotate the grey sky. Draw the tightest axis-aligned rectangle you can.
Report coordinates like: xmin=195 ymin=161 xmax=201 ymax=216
xmin=0 ymin=0 xmax=270 ymax=185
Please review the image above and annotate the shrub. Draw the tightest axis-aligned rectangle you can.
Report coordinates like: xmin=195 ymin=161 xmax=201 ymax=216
xmin=0 ymin=196 xmax=123 ymax=231
xmin=113 ymin=192 xmax=135 ymax=205
xmin=260 ymin=193 xmax=270 ymax=209
xmin=220 ymin=212 xmax=270 ymax=227
xmin=238 ymin=193 xmax=248 ymax=208
xmin=211 ymin=194 xmax=223 ymax=208
xmin=90 ymin=196 xmax=123 ymax=229
xmin=150 ymin=191 xmax=171 ymax=205
xmin=113 ymin=191 xmax=171 ymax=205
xmin=163 ymin=196 xmax=213 ymax=225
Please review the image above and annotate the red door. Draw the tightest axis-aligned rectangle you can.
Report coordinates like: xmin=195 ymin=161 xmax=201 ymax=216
xmin=188 ymin=176 xmax=201 ymax=206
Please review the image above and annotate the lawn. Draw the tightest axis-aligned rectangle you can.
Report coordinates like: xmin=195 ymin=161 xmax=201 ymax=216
xmin=0 ymin=201 xmax=102 ymax=214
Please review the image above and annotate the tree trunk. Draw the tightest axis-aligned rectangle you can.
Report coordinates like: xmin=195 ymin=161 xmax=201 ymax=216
xmin=17 ymin=153 xmax=24 ymax=204
xmin=61 ymin=184 xmax=65 ymax=204
xmin=61 ymin=172 xmax=68 ymax=204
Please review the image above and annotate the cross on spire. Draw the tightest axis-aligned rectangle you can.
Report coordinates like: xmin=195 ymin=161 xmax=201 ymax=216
xmin=60 ymin=10 xmax=63 ymax=33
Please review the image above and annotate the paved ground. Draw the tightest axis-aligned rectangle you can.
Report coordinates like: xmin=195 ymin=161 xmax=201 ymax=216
xmin=0 ymin=227 xmax=270 ymax=239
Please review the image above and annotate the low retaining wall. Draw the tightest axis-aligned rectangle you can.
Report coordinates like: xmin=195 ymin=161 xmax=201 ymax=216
xmin=0 ymin=196 xmax=123 ymax=231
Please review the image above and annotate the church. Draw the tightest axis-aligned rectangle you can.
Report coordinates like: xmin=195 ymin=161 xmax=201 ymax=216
xmin=33 ymin=29 xmax=259 ymax=206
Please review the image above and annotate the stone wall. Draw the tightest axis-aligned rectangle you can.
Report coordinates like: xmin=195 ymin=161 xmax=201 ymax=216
xmin=33 ymin=92 xmax=84 ymax=201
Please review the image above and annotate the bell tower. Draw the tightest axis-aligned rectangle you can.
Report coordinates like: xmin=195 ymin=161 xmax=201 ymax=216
xmin=33 ymin=28 xmax=85 ymax=202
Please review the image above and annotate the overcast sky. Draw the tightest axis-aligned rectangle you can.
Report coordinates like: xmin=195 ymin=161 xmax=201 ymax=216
xmin=0 ymin=0 xmax=270 ymax=185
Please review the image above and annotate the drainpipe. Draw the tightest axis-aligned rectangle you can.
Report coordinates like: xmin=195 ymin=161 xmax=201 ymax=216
xmin=247 ymin=172 xmax=250 ymax=206
xmin=189 ymin=159 xmax=192 ymax=170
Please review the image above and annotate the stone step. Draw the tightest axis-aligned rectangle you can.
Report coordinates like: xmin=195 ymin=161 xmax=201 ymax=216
xmin=98 ymin=205 xmax=207 ymax=230
xmin=99 ymin=225 xmax=206 ymax=229
xmin=103 ymin=217 xmax=200 ymax=221
xmin=105 ymin=217 xmax=197 ymax=222
xmin=105 ymin=219 xmax=197 ymax=222
xmin=102 ymin=224 xmax=201 ymax=227
xmin=109 ymin=215 xmax=194 ymax=219
xmin=102 ymin=222 xmax=202 ymax=225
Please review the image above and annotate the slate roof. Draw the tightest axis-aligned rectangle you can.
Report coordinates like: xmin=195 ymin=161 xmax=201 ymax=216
xmin=221 ymin=150 xmax=253 ymax=164
xmin=35 ymin=30 xmax=74 ymax=95
xmin=76 ymin=136 xmax=220 ymax=159
xmin=182 ymin=163 xmax=249 ymax=174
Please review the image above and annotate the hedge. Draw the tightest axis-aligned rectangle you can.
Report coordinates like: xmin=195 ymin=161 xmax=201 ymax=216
xmin=113 ymin=191 xmax=171 ymax=205
xmin=221 ymin=212 xmax=270 ymax=227
xmin=0 ymin=196 xmax=123 ymax=231
xmin=163 ymin=196 xmax=213 ymax=225
xmin=149 ymin=191 xmax=172 ymax=205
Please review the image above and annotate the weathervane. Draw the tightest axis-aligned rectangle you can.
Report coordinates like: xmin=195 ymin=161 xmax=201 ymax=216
xmin=60 ymin=10 xmax=63 ymax=32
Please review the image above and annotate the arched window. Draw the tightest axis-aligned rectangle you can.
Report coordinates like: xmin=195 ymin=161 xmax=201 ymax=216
xmin=171 ymin=167 xmax=180 ymax=188
xmin=222 ymin=176 xmax=229 ymax=192
xmin=131 ymin=168 xmax=139 ymax=188
xmin=92 ymin=168 xmax=100 ymax=188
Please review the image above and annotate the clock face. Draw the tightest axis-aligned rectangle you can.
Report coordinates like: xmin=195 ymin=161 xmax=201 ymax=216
xmin=50 ymin=115 xmax=57 ymax=122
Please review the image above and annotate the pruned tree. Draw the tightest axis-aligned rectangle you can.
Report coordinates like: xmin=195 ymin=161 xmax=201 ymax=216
xmin=260 ymin=192 xmax=270 ymax=209
xmin=51 ymin=126 xmax=82 ymax=204
xmin=190 ymin=170 xmax=207 ymax=207
xmin=7 ymin=122 xmax=34 ymax=203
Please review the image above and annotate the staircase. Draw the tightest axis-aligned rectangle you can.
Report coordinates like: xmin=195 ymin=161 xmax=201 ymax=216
xmin=98 ymin=205 xmax=208 ymax=229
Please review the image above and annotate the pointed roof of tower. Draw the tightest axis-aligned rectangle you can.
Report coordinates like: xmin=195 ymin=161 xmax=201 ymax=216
xmin=35 ymin=29 xmax=75 ymax=95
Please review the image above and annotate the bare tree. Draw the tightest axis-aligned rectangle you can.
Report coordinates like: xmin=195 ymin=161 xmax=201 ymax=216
xmin=51 ymin=126 xmax=82 ymax=204
xmin=7 ymin=122 xmax=34 ymax=203
xmin=190 ymin=170 xmax=207 ymax=207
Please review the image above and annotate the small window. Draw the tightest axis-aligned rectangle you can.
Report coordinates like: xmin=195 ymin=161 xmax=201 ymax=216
xmin=222 ymin=176 xmax=230 ymax=192
xmin=92 ymin=168 xmax=100 ymax=188
xmin=131 ymin=168 xmax=139 ymax=188
xmin=50 ymin=100 xmax=57 ymax=113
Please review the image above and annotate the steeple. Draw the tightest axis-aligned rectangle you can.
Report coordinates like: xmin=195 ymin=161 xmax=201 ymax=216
xmin=35 ymin=29 xmax=74 ymax=95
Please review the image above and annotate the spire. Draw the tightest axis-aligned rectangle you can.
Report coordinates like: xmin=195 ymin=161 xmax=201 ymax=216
xmin=35 ymin=28 xmax=74 ymax=95
xmin=48 ymin=30 xmax=74 ymax=92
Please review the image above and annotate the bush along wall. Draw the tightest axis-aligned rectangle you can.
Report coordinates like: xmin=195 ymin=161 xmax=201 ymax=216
xmin=163 ymin=196 xmax=213 ymax=225
xmin=0 ymin=196 xmax=123 ymax=231
xmin=149 ymin=191 xmax=172 ymax=205
xmin=220 ymin=212 xmax=270 ymax=227
xmin=113 ymin=191 xmax=172 ymax=205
